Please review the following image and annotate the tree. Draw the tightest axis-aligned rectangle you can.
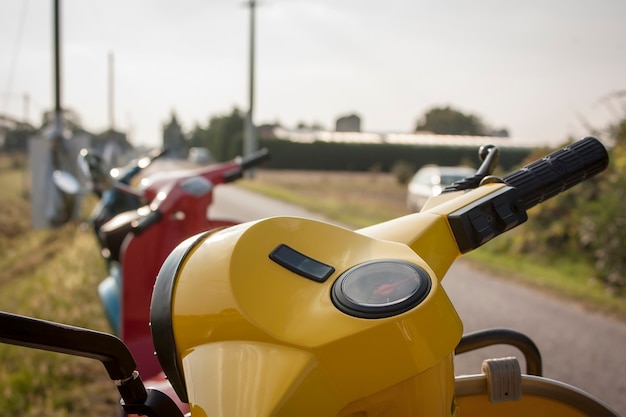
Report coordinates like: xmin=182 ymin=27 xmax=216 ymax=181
xmin=0 ymin=118 xmax=36 ymax=153
xmin=583 ymin=119 xmax=626 ymax=292
xmin=415 ymin=106 xmax=508 ymax=137
xmin=41 ymin=108 xmax=83 ymax=133
xmin=188 ymin=108 xmax=244 ymax=162
xmin=499 ymin=118 xmax=626 ymax=293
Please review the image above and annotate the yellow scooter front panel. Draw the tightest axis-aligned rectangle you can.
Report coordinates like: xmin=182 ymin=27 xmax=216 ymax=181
xmin=152 ymin=216 xmax=463 ymax=416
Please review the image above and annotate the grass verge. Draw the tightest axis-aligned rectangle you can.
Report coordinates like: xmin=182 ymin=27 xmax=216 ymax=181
xmin=0 ymin=161 xmax=119 ymax=417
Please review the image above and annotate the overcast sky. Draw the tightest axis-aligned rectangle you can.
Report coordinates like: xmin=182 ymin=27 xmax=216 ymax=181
xmin=1 ymin=0 xmax=625 ymax=147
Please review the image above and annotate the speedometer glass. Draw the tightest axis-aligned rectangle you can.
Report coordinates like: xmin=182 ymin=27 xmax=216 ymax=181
xmin=331 ymin=260 xmax=431 ymax=319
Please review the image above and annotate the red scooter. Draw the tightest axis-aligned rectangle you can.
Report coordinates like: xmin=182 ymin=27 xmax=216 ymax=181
xmin=95 ymin=148 xmax=269 ymax=409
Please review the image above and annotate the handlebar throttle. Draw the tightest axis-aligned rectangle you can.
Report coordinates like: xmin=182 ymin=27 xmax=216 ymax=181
xmin=223 ymin=148 xmax=271 ymax=183
xmin=503 ymin=137 xmax=608 ymax=210
xmin=449 ymin=137 xmax=608 ymax=253
xmin=240 ymin=148 xmax=270 ymax=170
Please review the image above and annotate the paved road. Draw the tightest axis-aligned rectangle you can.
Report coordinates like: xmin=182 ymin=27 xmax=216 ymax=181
xmin=210 ymin=184 xmax=626 ymax=415
xmin=209 ymin=182 xmax=339 ymax=224
xmin=445 ymin=262 xmax=626 ymax=414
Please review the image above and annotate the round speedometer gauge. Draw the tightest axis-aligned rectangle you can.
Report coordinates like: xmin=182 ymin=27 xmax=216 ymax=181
xmin=331 ymin=260 xmax=431 ymax=319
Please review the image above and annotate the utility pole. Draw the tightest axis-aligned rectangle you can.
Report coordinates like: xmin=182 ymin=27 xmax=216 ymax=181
xmin=23 ymin=93 xmax=30 ymax=123
xmin=52 ymin=0 xmax=63 ymax=145
xmin=108 ymin=51 xmax=115 ymax=131
xmin=243 ymin=0 xmax=257 ymax=159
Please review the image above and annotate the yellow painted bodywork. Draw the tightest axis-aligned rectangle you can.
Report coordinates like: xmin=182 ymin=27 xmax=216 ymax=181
xmin=163 ymin=182 xmax=613 ymax=416
xmin=168 ymin=210 xmax=468 ymax=416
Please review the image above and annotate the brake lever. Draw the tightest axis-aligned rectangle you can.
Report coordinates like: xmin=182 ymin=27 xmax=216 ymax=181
xmin=442 ymin=144 xmax=500 ymax=192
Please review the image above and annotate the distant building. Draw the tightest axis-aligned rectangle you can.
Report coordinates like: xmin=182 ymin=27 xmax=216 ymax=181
xmin=335 ymin=114 xmax=361 ymax=132
xmin=270 ymin=126 xmax=543 ymax=149
xmin=258 ymin=123 xmax=281 ymax=140
xmin=0 ymin=114 xmax=36 ymax=152
xmin=163 ymin=112 xmax=186 ymax=158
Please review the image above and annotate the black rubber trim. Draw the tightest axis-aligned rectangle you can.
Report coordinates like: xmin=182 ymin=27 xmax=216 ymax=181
xmin=150 ymin=230 xmax=215 ymax=404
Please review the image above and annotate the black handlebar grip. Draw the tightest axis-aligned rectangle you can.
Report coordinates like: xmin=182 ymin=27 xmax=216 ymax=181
xmin=503 ymin=137 xmax=608 ymax=210
xmin=223 ymin=148 xmax=271 ymax=183
xmin=240 ymin=148 xmax=270 ymax=170
xmin=222 ymin=169 xmax=243 ymax=183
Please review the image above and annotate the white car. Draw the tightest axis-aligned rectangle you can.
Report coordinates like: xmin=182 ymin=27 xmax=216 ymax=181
xmin=407 ymin=165 xmax=475 ymax=212
xmin=188 ymin=147 xmax=212 ymax=165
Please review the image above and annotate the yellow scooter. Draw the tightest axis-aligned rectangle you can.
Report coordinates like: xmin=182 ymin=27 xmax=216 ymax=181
xmin=0 ymin=137 xmax=619 ymax=416
xmin=148 ymin=136 xmax=619 ymax=416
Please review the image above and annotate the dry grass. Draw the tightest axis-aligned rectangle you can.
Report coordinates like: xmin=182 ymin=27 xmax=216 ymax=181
xmin=0 ymin=158 xmax=119 ymax=417
xmin=241 ymin=169 xmax=411 ymax=227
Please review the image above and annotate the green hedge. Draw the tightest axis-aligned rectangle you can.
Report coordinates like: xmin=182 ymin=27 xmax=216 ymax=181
xmin=258 ymin=139 xmax=533 ymax=172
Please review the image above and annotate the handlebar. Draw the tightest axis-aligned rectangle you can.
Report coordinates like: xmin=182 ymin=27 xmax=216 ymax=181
xmin=131 ymin=210 xmax=163 ymax=236
xmin=223 ymin=148 xmax=271 ymax=183
xmin=241 ymin=148 xmax=271 ymax=170
xmin=130 ymin=149 xmax=270 ymax=235
xmin=0 ymin=311 xmax=137 ymax=381
xmin=502 ymin=137 xmax=608 ymax=210
xmin=120 ymin=147 xmax=169 ymax=183
xmin=147 ymin=147 xmax=169 ymax=161
xmin=0 ymin=311 xmax=183 ymax=417
xmin=426 ymin=137 xmax=610 ymax=254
